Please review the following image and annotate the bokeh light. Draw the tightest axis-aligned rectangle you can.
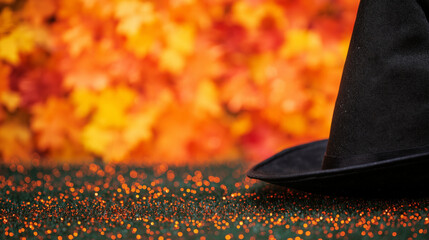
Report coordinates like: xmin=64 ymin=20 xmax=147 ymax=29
xmin=0 ymin=0 xmax=358 ymax=164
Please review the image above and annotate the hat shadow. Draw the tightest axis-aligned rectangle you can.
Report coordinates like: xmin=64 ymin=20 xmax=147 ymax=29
xmin=248 ymin=183 xmax=429 ymax=204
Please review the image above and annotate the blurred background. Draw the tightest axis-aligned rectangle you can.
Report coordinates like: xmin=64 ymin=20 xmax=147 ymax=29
xmin=0 ymin=0 xmax=358 ymax=165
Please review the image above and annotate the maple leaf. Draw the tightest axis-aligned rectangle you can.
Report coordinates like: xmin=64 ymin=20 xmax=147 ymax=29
xmin=0 ymin=63 xmax=12 ymax=119
xmin=77 ymin=86 xmax=163 ymax=161
xmin=192 ymin=79 xmax=222 ymax=117
xmin=187 ymin=118 xmax=238 ymax=163
xmin=72 ymin=86 xmax=137 ymax=126
xmin=124 ymin=25 xmax=159 ymax=57
xmin=92 ymin=86 xmax=137 ymax=127
xmin=164 ymin=22 xmax=195 ymax=55
xmin=181 ymin=37 xmax=225 ymax=81
xmin=64 ymin=70 xmax=110 ymax=91
xmin=70 ymin=88 xmax=98 ymax=118
xmin=159 ymin=22 xmax=196 ymax=73
xmin=61 ymin=24 xmax=93 ymax=57
xmin=211 ymin=22 xmax=248 ymax=53
xmin=159 ymin=48 xmax=186 ymax=74
xmin=0 ymin=0 xmax=359 ymax=164
xmin=81 ymin=124 xmax=118 ymax=159
xmin=61 ymin=42 xmax=138 ymax=90
xmin=21 ymin=0 xmax=56 ymax=25
xmin=0 ymin=119 xmax=32 ymax=162
xmin=230 ymin=114 xmax=252 ymax=137
xmin=248 ymin=53 xmax=274 ymax=85
xmin=240 ymin=121 xmax=285 ymax=162
xmin=10 ymin=67 xmax=63 ymax=108
xmin=280 ymin=29 xmax=323 ymax=59
xmin=0 ymin=91 xmax=20 ymax=112
xmin=82 ymin=107 xmax=160 ymax=162
xmin=220 ymin=72 xmax=265 ymax=112
xmin=114 ymin=0 xmax=156 ymax=37
xmin=232 ymin=2 xmax=286 ymax=31
xmin=151 ymin=106 xmax=195 ymax=164
xmin=0 ymin=63 xmax=11 ymax=93
xmin=61 ymin=47 xmax=113 ymax=90
xmin=0 ymin=25 xmax=36 ymax=64
xmin=31 ymin=97 xmax=82 ymax=151
xmin=0 ymin=7 xmax=14 ymax=35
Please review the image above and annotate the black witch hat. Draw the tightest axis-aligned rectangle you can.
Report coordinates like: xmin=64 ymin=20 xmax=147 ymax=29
xmin=247 ymin=0 xmax=429 ymax=196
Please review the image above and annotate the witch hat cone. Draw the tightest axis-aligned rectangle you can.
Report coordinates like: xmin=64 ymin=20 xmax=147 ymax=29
xmin=247 ymin=0 xmax=429 ymax=196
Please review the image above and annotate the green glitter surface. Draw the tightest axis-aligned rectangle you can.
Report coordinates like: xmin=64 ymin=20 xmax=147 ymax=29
xmin=1 ymin=163 xmax=429 ymax=240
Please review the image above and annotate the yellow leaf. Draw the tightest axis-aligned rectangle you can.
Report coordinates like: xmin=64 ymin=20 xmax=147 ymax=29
xmin=280 ymin=29 xmax=323 ymax=58
xmin=231 ymin=114 xmax=252 ymax=137
xmin=92 ymin=86 xmax=136 ymax=127
xmin=164 ymin=22 xmax=195 ymax=55
xmin=0 ymin=25 xmax=36 ymax=64
xmin=82 ymin=124 xmax=116 ymax=156
xmin=1 ymin=91 xmax=20 ymax=111
xmin=159 ymin=48 xmax=186 ymax=74
xmin=0 ymin=34 xmax=19 ymax=64
xmin=125 ymin=24 xmax=158 ymax=57
xmin=71 ymin=88 xmax=98 ymax=118
xmin=249 ymin=53 xmax=274 ymax=85
xmin=159 ymin=22 xmax=195 ymax=73
xmin=280 ymin=113 xmax=307 ymax=136
xmin=115 ymin=0 xmax=156 ymax=36
xmin=194 ymin=79 xmax=221 ymax=117
xmin=73 ymin=86 xmax=137 ymax=128
xmin=11 ymin=25 xmax=35 ymax=52
xmin=124 ymin=108 xmax=159 ymax=146
xmin=82 ymin=108 xmax=159 ymax=162
xmin=232 ymin=2 xmax=286 ymax=31
xmin=232 ymin=2 xmax=262 ymax=30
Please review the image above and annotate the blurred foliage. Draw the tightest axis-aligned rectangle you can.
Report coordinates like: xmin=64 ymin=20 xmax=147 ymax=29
xmin=0 ymin=0 xmax=358 ymax=164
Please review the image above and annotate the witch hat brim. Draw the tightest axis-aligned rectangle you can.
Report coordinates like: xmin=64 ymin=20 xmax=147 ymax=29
xmin=247 ymin=0 xmax=429 ymax=196
xmin=247 ymin=140 xmax=429 ymax=196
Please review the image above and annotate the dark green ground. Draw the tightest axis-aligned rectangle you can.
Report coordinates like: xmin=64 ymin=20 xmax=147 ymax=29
xmin=1 ymin=162 xmax=429 ymax=240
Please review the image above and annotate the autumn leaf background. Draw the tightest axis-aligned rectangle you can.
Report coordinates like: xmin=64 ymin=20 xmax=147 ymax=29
xmin=0 ymin=0 xmax=358 ymax=165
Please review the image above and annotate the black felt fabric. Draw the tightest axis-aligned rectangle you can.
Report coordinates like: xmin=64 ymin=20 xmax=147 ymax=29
xmin=247 ymin=140 xmax=429 ymax=196
xmin=323 ymin=0 xmax=429 ymax=169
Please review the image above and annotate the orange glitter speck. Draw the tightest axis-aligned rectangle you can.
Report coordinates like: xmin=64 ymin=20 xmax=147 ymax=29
xmin=130 ymin=170 xmax=138 ymax=178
